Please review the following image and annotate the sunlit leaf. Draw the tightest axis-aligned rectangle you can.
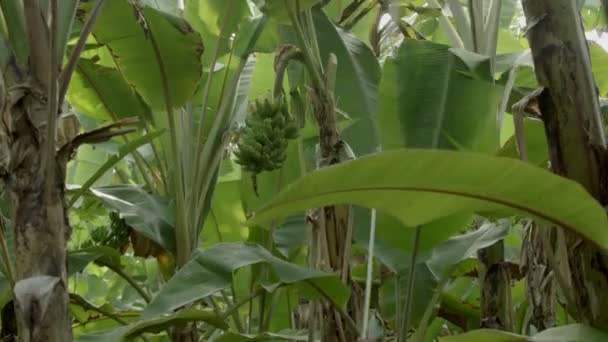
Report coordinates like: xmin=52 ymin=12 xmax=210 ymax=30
xmin=248 ymin=149 xmax=608 ymax=249
xmin=81 ymin=0 xmax=203 ymax=109
xmin=377 ymin=40 xmax=503 ymax=153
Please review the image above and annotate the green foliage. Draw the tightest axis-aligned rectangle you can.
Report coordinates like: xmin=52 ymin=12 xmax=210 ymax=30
xmin=90 ymin=186 xmax=176 ymax=256
xmin=142 ymin=242 xmax=349 ymax=319
xmin=247 ymin=149 xmax=608 ymax=249
xmin=80 ymin=0 xmax=204 ymax=110
xmin=4 ymin=0 xmax=608 ymax=340
xmin=440 ymin=324 xmax=608 ymax=342
xmin=377 ymin=39 xmax=503 ymax=153
xmin=77 ymin=308 xmax=228 ymax=341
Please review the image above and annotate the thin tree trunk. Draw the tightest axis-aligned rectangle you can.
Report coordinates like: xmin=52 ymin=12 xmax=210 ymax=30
xmin=478 ymin=240 xmax=513 ymax=330
xmin=521 ymin=222 xmax=556 ymax=333
xmin=513 ymin=89 xmax=557 ymax=333
xmin=0 ymin=1 xmax=73 ymax=339
xmin=309 ymin=54 xmax=359 ymax=342
xmin=522 ymin=0 xmax=608 ymax=328
xmin=3 ymin=77 xmax=72 ymax=341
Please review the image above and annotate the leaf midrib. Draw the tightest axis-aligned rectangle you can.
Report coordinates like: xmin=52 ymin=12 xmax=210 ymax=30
xmin=253 ymin=185 xmax=596 ymax=239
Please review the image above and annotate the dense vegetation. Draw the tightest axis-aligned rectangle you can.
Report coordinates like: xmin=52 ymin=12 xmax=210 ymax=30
xmin=1 ymin=0 xmax=608 ymax=341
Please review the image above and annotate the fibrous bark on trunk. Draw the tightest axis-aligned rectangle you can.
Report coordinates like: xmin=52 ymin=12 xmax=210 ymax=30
xmin=478 ymin=240 xmax=513 ymax=331
xmin=2 ymin=67 xmax=135 ymax=342
xmin=522 ymin=0 xmax=608 ymax=328
xmin=308 ymin=55 xmax=360 ymax=342
xmin=3 ymin=77 xmax=72 ymax=342
xmin=521 ymin=221 xmax=556 ymax=333
xmin=2 ymin=0 xmax=73 ymax=337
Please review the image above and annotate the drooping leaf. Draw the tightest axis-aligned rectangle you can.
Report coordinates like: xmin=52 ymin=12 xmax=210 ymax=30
xmin=82 ymin=0 xmax=204 ymax=110
xmin=67 ymin=58 xmax=150 ymax=122
xmin=440 ymin=324 xmax=608 ymax=342
xmin=531 ymin=324 xmax=608 ymax=342
xmin=90 ymin=185 xmax=176 ymax=256
xmin=67 ymin=245 xmax=123 ymax=277
xmin=427 ymin=221 xmax=510 ymax=278
xmin=215 ymin=330 xmax=308 ymax=341
xmin=142 ymin=243 xmax=349 ymax=318
xmin=76 ymin=308 xmax=227 ymax=342
xmin=125 ymin=308 xmax=227 ymax=337
xmin=247 ymin=149 xmax=608 ymax=249
xmin=439 ymin=329 xmax=526 ymax=342
xmin=72 ymin=310 xmax=140 ymax=339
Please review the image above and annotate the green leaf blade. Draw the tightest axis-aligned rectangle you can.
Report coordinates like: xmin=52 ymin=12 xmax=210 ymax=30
xmin=142 ymin=243 xmax=349 ymax=319
xmin=247 ymin=149 xmax=608 ymax=249
xmin=84 ymin=1 xmax=204 ymax=110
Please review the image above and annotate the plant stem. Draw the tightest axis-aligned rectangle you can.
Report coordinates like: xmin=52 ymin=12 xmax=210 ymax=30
xmin=70 ymin=293 xmax=128 ymax=325
xmin=414 ymin=274 xmax=451 ymax=342
xmin=273 ymin=48 xmax=304 ymax=99
xmin=23 ymin=0 xmax=51 ymax=87
xmin=306 ymin=280 xmax=360 ymax=337
xmin=399 ymin=225 xmax=422 ymax=341
xmin=43 ymin=0 xmax=59 ymax=203
xmin=58 ymin=0 xmax=108 ymax=104
xmin=395 ymin=274 xmax=402 ymax=338
xmin=202 ymin=288 xmax=264 ymax=340
xmin=191 ymin=0 xmax=234 ymax=213
xmin=98 ymin=260 xmax=151 ymax=303
xmin=361 ymin=208 xmax=377 ymax=338
xmin=285 ymin=0 xmax=325 ymax=93
xmin=144 ymin=8 xmax=190 ymax=267
xmin=221 ymin=289 xmax=244 ymax=332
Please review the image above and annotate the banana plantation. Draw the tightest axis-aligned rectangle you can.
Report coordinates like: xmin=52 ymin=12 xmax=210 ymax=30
xmin=2 ymin=0 xmax=608 ymax=341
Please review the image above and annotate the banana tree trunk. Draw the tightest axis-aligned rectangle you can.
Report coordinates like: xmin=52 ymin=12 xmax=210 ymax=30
xmin=309 ymin=55 xmax=359 ymax=342
xmin=521 ymin=222 xmax=556 ymax=333
xmin=3 ymin=81 xmax=72 ymax=341
xmin=521 ymin=0 xmax=608 ymax=328
xmin=0 ymin=0 xmax=73 ymax=339
xmin=478 ymin=239 xmax=513 ymax=330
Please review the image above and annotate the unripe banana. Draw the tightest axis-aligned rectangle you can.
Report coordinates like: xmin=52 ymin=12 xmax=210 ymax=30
xmin=235 ymin=96 xmax=299 ymax=194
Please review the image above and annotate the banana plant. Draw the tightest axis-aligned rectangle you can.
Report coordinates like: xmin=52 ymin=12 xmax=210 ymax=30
xmin=0 ymin=0 xmax=137 ymax=339
xmin=59 ymin=0 xmax=358 ymax=341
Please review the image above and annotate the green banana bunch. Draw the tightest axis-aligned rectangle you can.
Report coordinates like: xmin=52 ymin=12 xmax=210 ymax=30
xmin=234 ymin=97 xmax=299 ymax=193
xmin=83 ymin=212 xmax=130 ymax=251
